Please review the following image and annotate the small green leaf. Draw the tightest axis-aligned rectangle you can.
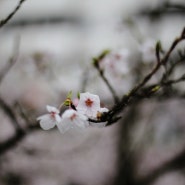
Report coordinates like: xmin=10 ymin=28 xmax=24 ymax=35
xmin=92 ymin=57 xmax=99 ymax=67
xmin=77 ymin=92 xmax=80 ymax=99
xmin=151 ymin=85 xmax=160 ymax=92
xmin=98 ymin=49 xmax=111 ymax=60
xmin=64 ymin=98 xmax=71 ymax=106
xmin=67 ymin=91 xmax=72 ymax=99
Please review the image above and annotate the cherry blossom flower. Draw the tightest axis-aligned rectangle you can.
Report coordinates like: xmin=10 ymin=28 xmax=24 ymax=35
xmin=56 ymin=109 xmax=89 ymax=133
xmin=37 ymin=105 xmax=61 ymax=130
xmin=100 ymin=48 xmax=130 ymax=76
xmin=76 ymin=92 xmax=101 ymax=118
xmin=37 ymin=92 xmax=109 ymax=133
xmin=139 ymin=39 xmax=156 ymax=63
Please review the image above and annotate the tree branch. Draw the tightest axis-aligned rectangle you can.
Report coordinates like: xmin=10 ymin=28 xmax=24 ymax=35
xmin=0 ymin=0 xmax=26 ymax=29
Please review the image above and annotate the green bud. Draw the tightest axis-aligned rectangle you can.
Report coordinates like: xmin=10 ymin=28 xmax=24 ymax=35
xmin=151 ymin=85 xmax=160 ymax=92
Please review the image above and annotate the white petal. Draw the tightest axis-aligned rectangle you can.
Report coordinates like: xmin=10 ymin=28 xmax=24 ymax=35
xmin=78 ymin=112 xmax=88 ymax=121
xmin=46 ymin=105 xmax=59 ymax=114
xmin=59 ymin=109 xmax=89 ymax=131
xmin=56 ymin=118 xmax=72 ymax=133
xmin=86 ymin=109 xmax=97 ymax=118
xmin=55 ymin=114 xmax=62 ymax=123
xmin=99 ymin=107 xmax=109 ymax=113
xmin=89 ymin=121 xmax=107 ymax=128
xmin=72 ymin=116 xmax=89 ymax=129
xmin=76 ymin=120 xmax=89 ymax=128
xmin=37 ymin=114 xmax=56 ymax=130
xmin=62 ymin=109 xmax=76 ymax=118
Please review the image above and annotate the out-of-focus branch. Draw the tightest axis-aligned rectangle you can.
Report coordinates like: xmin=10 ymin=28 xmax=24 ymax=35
xmin=0 ymin=129 xmax=25 ymax=155
xmin=0 ymin=97 xmax=39 ymax=156
xmin=0 ymin=33 xmax=39 ymax=155
xmin=0 ymin=98 xmax=28 ymax=155
xmin=0 ymin=36 xmax=20 ymax=84
xmin=114 ymin=105 xmax=140 ymax=185
xmin=93 ymin=50 xmax=119 ymax=104
xmin=0 ymin=97 xmax=22 ymax=131
xmin=0 ymin=36 xmax=21 ymax=130
xmin=0 ymin=123 xmax=39 ymax=156
xmin=0 ymin=0 xmax=26 ymax=29
xmin=161 ymin=74 xmax=185 ymax=86
xmin=4 ymin=16 xmax=81 ymax=28
xmin=80 ymin=67 xmax=89 ymax=92
xmin=137 ymin=1 xmax=185 ymax=19
xmin=0 ymin=100 xmax=39 ymax=156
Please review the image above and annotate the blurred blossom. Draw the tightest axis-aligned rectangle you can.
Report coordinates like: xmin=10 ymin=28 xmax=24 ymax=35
xmin=139 ymin=38 xmax=156 ymax=63
xmin=100 ymin=48 xmax=131 ymax=76
xmin=94 ymin=48 xmax=134 ymax=95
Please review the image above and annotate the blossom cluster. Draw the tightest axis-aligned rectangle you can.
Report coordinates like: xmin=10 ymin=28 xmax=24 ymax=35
xmin=139 ymin=38 xmax=156 ymax=63
xmin=99 ymin=39 xmax=156 ymax=76
xmin=37 ymin=92 xmax=109 ymax=133
xmin=100 ymin=48 xmax=131 ymax=76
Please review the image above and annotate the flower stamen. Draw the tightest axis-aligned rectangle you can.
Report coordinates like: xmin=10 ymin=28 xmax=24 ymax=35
xmin=50 ymin=111 xmax=56 ymax=119
xmin=85 ymin=98 xmax=93 ymax=107
xmin=70 ymin=113 xmax=77 ymax=121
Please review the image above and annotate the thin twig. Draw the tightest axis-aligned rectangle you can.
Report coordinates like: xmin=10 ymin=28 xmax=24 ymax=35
xmin=138 ymin=1 xmax=185 ymax=19
xmin=0 ymin=36 xmax=20 ymax=84
xmin=0 ymin=0 xmax=26 ymax=29
xmin=93 ymin=53 xmax=119 ymax=104
xmin=98 ymin=71 xmax=119 ymax=103
xmin=14 ymin=102 xmax=35 ymax=127
xmin=162 ymin=74 xmax=185 ymax=85
xmin=0 ymin=97 xmax=22 ymax=131
xmin=0 ymin=101 xmax=39 ymax=156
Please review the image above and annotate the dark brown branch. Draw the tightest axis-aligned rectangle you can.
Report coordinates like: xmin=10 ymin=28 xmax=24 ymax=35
xmin=0 ymin=97 xmax=22 ymax=131
xmin=162 ymin=74 xmax=185 ymax=86
xmin=114 ymin=106 xmax=140 ymax=185
xmin=0 ymin=0 xmax=26 ymax=29
xmin=93 ymin=52 xmax=119 ymax=104
xmin=138 ymin=1 xmax=185 ymax=19
xmin=3 ymin=16 xmax=81 ymax=29
xmin=0 ymin=124 xmax=39 ymax=155
xmin=0 ymin=129 xmax=25 ymax=155
xmin=0 ymin=97 xmax=39 ymax=156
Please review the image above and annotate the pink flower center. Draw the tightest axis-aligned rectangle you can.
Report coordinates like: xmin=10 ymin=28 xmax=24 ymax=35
xmin=70 ymin=113 xmax=76 ymax=121
xmin=85 ymin=98 xmax=93 ymax=107
xmin=50 ymin=111 xmax=56 ymax=119
xmin=114 ymin=54 xmax=121 ymax=60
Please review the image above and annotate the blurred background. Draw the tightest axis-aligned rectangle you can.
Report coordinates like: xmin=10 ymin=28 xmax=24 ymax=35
xmin=0 ymin=0 xmax=185 ymax=185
